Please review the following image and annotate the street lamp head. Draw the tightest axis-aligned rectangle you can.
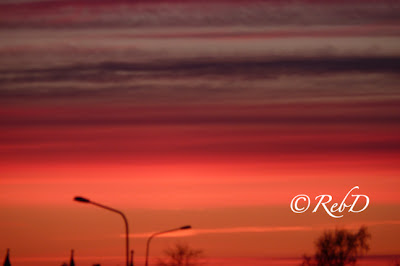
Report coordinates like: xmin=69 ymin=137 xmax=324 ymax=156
xmin=180 ymin=225 xmax=192 ymax=230
xmin=74 ymin=196 xmax=90 ymax=203
xmin=72 ymin=196 xmax=129 ymax=266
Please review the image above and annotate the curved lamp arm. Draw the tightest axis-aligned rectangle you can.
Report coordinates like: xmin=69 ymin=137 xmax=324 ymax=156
xmin=74 ymin=196 xmax=130 ymax=266
xmin=145 ymin=225 xmax=191 ymax=266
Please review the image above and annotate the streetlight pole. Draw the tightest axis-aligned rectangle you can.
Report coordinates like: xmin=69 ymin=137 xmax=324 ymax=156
xmin=74 ymin=196 xmax=130 ymax=266
xmin=145 ymin=225 xmax=191 ymax=266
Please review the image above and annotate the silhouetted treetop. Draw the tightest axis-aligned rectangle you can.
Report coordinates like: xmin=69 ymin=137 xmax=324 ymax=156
xmin=302 ymin=226 xmax=371 ymax=266
xmin=157 ymin=242 xmax=204 ymax=266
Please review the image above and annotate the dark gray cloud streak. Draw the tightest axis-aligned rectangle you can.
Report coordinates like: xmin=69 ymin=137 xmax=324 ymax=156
xmin=1 ymin=56 xmax=399 ymax=101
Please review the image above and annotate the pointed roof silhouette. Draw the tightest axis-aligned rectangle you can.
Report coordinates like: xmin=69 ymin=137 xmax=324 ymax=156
xmin=3 ymin=249 xmax=11 ymax=266
xmin=69 ymin=249 xmax=75 ymax=266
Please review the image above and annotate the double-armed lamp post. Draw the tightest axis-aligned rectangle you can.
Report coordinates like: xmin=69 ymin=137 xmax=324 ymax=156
xmin=145 ymin=225 xmax=192 ymax=266
xmin=74 ymin=196 xmax=130 ymax=266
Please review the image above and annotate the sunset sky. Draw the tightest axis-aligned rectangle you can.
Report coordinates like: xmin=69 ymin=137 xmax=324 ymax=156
xmin=1 ymin=0 xmax=400 ymax=265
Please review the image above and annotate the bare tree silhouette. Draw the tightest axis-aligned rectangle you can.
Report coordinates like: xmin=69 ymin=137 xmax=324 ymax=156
xmin=301 ymin=226 xmax=371 ymax=266
xmin=157 ymin=242 xmax=204 ymax=266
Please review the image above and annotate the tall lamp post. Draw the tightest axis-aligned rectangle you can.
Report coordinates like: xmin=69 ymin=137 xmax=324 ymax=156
xmin=145 ymin=225 xmax=191 ymax=266
xmin=74 ymin=196 xmax=130 ymax=266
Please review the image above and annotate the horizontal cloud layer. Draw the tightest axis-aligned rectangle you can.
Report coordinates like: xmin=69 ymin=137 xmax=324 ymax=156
xmin=1 ymin=0 xmax=399 ymax=28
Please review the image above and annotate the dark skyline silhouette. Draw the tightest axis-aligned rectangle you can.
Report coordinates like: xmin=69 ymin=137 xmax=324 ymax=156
xmin=3 ymin=249 xmax=10 ymax=266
